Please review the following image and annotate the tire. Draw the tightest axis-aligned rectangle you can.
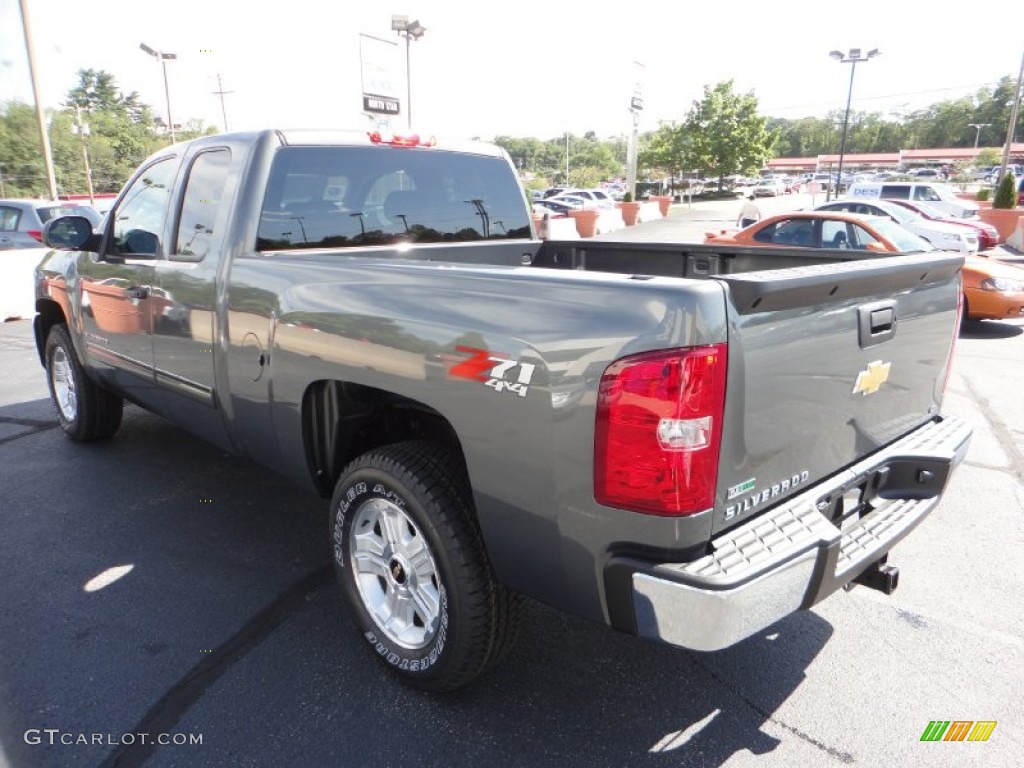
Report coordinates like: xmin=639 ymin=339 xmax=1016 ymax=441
xmin=330 ymin=441 xmax=520 ymax=691
xmin=45 ymin=324 xmax=123 ymax=441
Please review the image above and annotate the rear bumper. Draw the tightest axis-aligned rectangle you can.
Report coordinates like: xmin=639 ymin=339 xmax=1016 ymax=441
xmin=618 ymin=416 xmax=972 ymax=652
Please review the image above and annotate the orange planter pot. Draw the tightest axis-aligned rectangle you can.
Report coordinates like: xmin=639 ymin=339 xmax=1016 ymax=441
xmin=615 ymin=201 xmax=641 ymax=226
xmin=649 ymin=195 xmax=673 ymax=217
xmin=531 ymin=213 xmax=546 ymax=238
xmin=568 ymin=209 xmax=600 ymax=238
xmin=84 ymin=282 xmax=148 ymax=334
xmin=979 ymin=207 xmax=1024 ymax=243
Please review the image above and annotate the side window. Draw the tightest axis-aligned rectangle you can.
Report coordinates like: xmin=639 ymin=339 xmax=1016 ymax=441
xmin=851 ymin=224 xmax=882 ymax=250
xmin=0 ymin=206 xmax=19 ymax=231
xmin=914 ymin=186 xmax=941 ymax=202
xmin=174 ymin=149 xmax=231 ymax=262
xmin=771 ymin=218 xmax=815 ymax=247
xmin=110 ymin=158 xmax=178 ymax=257
xmin=880 ymin=185 xmax=909 ymax=200
xmin=752 ymin=222 xmax=776 ymax=243
xmin=821 ymin=220 xmax=850 ymax=248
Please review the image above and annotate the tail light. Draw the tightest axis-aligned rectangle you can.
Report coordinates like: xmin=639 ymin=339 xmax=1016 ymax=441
xmin=595 ymin=344 xmax=727 ymax=516
xmin=27 ymin=230 xmax=43 ymax=242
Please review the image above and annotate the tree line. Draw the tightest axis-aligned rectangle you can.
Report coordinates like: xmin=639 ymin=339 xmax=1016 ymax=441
xmin=1 ymin=69 xmax=1018 ymax=199
xmin=0 ymin=69 xmax=214 ymax=198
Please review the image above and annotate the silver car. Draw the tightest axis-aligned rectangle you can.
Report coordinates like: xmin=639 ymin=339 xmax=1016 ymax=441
xmin=0 ymin=199 xmax=101 ymax=250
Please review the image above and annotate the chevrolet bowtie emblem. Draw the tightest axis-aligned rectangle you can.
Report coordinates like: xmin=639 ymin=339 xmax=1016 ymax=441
xmin=853 ymin=360 xmax=891 ymax=396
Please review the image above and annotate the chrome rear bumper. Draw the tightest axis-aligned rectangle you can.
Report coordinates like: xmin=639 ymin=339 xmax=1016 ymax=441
xmin=628 ymin=417 xmax=972 ymax=652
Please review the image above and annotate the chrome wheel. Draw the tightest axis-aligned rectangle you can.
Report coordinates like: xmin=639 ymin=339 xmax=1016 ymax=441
xmin=51 ymin=346 xmax=77 ymax=421
xmin=349 ymin=497 xmax=442 ymax=650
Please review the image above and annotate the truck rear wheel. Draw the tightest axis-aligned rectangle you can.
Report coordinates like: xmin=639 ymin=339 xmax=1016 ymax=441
xmin=330 ymin=441 xmax=519 ymax=691
xmin=45 ymin=324 xmax=123 ymax=441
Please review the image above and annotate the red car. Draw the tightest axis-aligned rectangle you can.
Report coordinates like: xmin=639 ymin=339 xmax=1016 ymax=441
xmin=886 ymin=199 xmax=999 ymax=251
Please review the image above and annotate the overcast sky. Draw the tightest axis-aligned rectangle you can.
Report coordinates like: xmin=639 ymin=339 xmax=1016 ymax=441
xmin=2 ymin=0 xmax=1022 ymax=143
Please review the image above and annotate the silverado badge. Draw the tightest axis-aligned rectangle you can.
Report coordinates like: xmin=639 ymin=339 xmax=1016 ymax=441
xmin=853 ymin=360 xmax=891 ymax=396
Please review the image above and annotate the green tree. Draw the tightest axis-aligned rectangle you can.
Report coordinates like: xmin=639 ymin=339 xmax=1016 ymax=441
xmin=0 ymin=102 xmax=49 ymax=196
xmin=994 ymin=171 xmax=1017 ymax=209
xmin=684 ymin=80 xmax=775 ymax=189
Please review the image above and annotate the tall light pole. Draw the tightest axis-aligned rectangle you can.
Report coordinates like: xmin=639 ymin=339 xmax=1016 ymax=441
xmin=140 ymin=43 xmax=177 ymax=142
xmin=968 ymin=122 xmax=990 ymax=150
xmin=391 ymin=15 xmax=425 ymax=130
xmin=827 ymin=47 xmax=880 ymax=201
xmin=18 ymin=0 xmax=58 ymax=199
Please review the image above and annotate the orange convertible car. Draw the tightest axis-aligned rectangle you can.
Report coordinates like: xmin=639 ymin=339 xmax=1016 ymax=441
xmin=706 ymin=211 xmax=1024 ymax=322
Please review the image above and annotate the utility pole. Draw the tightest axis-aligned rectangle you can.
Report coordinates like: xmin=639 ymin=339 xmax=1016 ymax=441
xmin=73 ymin=106 xmax=95 ymax=205
xmin=211 ymin=74 xmax=233 ymax=132
xmin=998 ymin=50 xmax=1024 ymax=182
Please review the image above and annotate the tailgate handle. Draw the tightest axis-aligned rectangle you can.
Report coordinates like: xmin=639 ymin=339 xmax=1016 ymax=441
xmin=858 ymin=301 xmax=897 ymax=347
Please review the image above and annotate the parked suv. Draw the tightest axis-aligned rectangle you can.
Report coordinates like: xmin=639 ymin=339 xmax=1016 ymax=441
xmin=0 ymin=199 xmax=101 ymax=250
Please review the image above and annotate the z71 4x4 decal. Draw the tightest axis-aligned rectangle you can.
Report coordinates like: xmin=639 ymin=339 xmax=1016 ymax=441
xmin=448 ymin=346 xmax=536 ymax=398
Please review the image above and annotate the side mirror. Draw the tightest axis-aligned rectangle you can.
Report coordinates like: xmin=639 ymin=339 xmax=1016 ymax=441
xmin=43 ymin=216 xmax=95 ymax=250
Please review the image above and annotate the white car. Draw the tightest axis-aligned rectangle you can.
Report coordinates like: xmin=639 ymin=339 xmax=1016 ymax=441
xmin=814 ymin=200 xmax=978 ymax=253
xmin=565 ymin=189 xmax=616 ymax=208
xmin=751 ymin=179 xmax=786 ymax=197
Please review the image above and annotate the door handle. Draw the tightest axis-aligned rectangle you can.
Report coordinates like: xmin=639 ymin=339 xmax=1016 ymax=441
xmin=125 ymin=286 xmax=149 ymax=300
xmin=858 ymin=300 xmax=897 ymax=348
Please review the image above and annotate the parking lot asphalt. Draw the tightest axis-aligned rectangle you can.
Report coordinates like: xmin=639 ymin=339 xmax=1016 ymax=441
xmin=1 ymin=252 xmax=1022 ymax=767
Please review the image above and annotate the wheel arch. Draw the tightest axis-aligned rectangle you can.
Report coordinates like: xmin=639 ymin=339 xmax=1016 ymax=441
xmin=302 ymin=379 xmax=468 ymax=498
xmin=33 ymin=299 xmax=67 ymax=365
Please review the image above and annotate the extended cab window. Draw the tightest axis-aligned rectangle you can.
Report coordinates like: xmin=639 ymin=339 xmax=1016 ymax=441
xmin=257 ymin=146 xmax=531 ymax=250
xmin=110 ymin=158 xmax=178 ymax=257
xmin=174 ymin=149 xmax=231 ymax=262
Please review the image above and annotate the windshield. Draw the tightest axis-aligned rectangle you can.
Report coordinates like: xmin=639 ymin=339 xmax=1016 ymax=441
xmin=869 ymin=217 xmax=935 ymax=253
xmin=877 ymin=203 xmax=916 ymax=226
xmin=908 ymin=201 xmax=946 ymax=219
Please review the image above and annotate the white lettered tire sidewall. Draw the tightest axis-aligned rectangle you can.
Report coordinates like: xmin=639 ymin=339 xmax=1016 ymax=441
xmin=332 ymin=463 xmax=458 ymax=685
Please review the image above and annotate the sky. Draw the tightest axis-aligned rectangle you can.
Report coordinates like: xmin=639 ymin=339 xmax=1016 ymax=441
xmin=1 ymin=0 xmax=1023 ymax=144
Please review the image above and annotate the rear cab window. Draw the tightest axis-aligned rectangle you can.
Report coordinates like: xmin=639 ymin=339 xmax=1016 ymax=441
xmin=257 ymin=145 xmax=531 ymax=250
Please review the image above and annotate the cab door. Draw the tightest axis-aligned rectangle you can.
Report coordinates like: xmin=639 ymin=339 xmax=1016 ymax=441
xmin=151 ymin=147 xmax=235 ymax=450
xmin=78 ymin=157 xmax=179 ymax=407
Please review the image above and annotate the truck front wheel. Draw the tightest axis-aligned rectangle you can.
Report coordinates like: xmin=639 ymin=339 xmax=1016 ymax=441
xmin=330 ymin=441 xmax=519 ymax=691
xmin=45 ymin=324 xmax=123 ymax=441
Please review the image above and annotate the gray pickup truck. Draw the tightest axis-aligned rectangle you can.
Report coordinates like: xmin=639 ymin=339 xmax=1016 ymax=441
xmin=34 ymin=130 xmax=971 ymax=691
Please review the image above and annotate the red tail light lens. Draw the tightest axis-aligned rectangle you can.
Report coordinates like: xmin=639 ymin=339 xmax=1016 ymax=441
xmin=595 ymin=344 xmax=727 ymax=516
xmin=27 ymin=229 xmax=43 ymax=242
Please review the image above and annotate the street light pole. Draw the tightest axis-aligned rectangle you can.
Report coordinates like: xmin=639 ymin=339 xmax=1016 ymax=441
xmin=827 ymin=47 xmax=880 ymax=202
xmin=19 ymin=0 xmax=58 ymax=199
xmin=391 ymin=16 xmax=426 ymax=130
xmin=968 ymin=123 xmax=990 ymax=150
xmin=140 ymin=43 xmax=177 ymax=142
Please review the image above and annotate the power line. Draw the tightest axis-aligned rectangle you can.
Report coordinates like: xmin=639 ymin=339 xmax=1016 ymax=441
xmin=770 ymin=80 xmax=1004 ymax=115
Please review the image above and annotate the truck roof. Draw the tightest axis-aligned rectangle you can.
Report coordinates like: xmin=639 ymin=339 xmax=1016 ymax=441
xmin=180 ymin=129 xmax=507 ymax=159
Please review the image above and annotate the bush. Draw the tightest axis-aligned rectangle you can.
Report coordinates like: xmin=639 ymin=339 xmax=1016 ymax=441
xmin=976 ymin=187 xmax=991 ymax=202
xmin=622 ymin=191 xmax=633 ymax=203
xmin=994 ymin=171 xmax=1017 ymax=209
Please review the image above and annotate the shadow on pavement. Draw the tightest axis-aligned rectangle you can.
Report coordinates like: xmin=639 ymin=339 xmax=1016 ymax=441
xmin=959 ymin=319 xmax=1023 ymax=339
xmin=0 ymin=403 xmax=839 ymax=768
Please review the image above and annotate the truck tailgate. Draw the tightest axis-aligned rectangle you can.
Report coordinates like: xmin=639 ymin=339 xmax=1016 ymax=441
xmin=711 ymin=252 xmax=964 ymax=533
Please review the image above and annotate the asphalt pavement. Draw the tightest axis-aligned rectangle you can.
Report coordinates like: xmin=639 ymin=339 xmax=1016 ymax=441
xmin=0 ymin=243 xmax=1022 ymax=767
